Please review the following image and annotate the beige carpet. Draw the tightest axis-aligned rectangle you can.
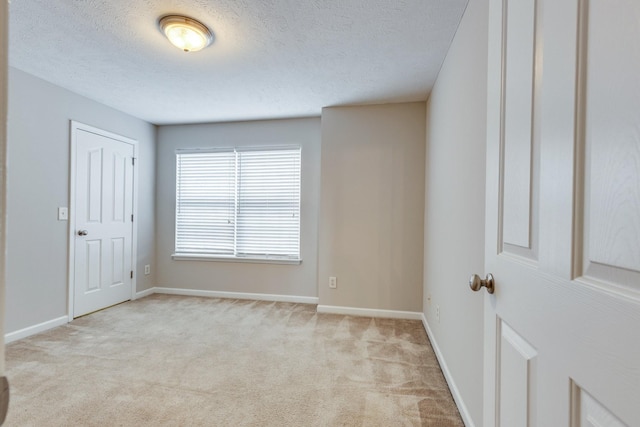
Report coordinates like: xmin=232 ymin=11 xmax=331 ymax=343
xmin=5 ymin=295 xmax=463 ymax=426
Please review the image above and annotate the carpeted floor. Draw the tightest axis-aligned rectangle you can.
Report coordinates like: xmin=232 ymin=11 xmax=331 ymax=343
xmin=5 ymin=294 xmax=463 ymax=426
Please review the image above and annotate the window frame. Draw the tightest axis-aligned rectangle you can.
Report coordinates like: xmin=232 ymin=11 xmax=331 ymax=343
xmin=172 ymin=146 xmax=303 ymax=265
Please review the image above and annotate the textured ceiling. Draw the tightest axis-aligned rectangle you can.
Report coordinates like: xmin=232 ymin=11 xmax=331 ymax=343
xmin=9 ymin=0 xmax=468 ymax=125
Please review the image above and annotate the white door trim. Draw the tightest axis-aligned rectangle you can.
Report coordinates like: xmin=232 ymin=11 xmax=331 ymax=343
xmin=68 ymin=121 xmax=139 ymax=321
xmin=0 ymin=0 xmax=8 ymax=377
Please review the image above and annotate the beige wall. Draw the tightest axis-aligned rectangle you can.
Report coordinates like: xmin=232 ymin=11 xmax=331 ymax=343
xmin=155 ymin=118 xmax=321 ymax=298
xmin=318 ymin=103 xmax=425 ymax=312
xmin=6 ymin=68 xmax=156 ymax=333
xmin=423 ymin=0 xmax=489 ymax=425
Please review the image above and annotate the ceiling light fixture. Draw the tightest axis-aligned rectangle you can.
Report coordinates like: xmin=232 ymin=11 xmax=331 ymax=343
xmin=158 ymin=15 xmax=213 ymax=52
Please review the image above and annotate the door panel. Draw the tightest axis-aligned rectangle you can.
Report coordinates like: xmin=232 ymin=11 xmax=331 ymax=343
xmin=498 ymin=321 xmax=537 ymax=427
xmin=113 ymin=153 xmax=127 ymax=223
xmin=573 ymin=386 xmax=627 ymax=427
xmin=85 ymin=239 xmax=102 ymax=292
xmin=73 ymin=127 xmax=134 ymax=317
xmin=485 ymin=0 xmax=640 ymax=425
xmin=111 ymin=237 xmax=125 ymax=287
xmin=500 ymin=0 xmax=541 ymax=263
xmin=502 ymin=0 xmax=536 ymax=250
xmin=87 ymin=148 xmax=103 ymax=223
xmin=580 ymin=0 xmax=640 ymax=289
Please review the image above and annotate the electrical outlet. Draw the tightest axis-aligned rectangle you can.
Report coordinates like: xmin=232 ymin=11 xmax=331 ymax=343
xmin=144 ymin=264 xmax=151 ymax=275
xmin=436 ymin=305 xmax=440 ymax=323
xmin=329 ymin=276 xmax=337 ymax=289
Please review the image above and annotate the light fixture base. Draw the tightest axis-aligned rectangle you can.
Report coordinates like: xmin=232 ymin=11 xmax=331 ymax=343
xmin=158 ymin=14 xmax=213 ymax=52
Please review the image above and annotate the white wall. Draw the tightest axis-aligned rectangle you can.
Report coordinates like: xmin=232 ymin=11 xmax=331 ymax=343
xmin=156 ymin=118 xmax=320 ymax=299
xmin=319 ymin=103 xmax=426 ymax=312
xmin=423 ymin=0 xmax=489 ymax=425
xmin=6 ymin=68 xmax=156 ymax=334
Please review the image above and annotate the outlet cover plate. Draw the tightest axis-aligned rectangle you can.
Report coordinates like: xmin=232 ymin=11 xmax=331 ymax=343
xmin=329 ymin=277 xmax=337 ymax=289
xmin=58 ymin=207 xmax=68 ymax=221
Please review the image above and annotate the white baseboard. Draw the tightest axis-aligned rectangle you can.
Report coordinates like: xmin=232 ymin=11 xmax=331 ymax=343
xmin=421 ymin=314 xmax=475 ymax=427
xmin=144 ymin=286 xmax=319 ymax=305
xmin=4 ymin=316 xmax=68 ymax=344
xmin=317 ymin=305 xmax=423 ymax=320
xmin=134 ymin=287 xmax=155 ymax=299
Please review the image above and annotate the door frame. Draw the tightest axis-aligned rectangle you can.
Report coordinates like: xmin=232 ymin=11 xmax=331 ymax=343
xmin=67 ymin=120 xmax=139 ymax=321
xmin=0 ymin=0 xmax=8 ymax=377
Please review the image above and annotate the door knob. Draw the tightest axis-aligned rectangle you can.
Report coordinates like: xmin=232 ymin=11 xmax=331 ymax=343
xmin=469 ymin=273 xmax=495 ymax=294
xmin=77 ymin=230 xmax=88 ymax=236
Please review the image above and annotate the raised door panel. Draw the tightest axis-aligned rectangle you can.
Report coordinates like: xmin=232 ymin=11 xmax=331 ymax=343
xmin=578 ymin=0 xmax=640 ymax=292
xmin=500 ymin=0 xmax=540 ymax=260
xmin=572 ymin=385 xmax=627 ymax=427
xmin=112 ymin=152 xmax=127 ymax=223
xmin=84 ymin=240 xmax=102 ymax=292
xmin=110 ymin=237 xmax=125 ymax=288
xmin=86 ymin=148 xmax=103 ymax=224
xmin=498 ymin=321 xmax=537 ymax=427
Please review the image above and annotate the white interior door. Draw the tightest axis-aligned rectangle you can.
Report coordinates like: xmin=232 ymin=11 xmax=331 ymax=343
xmin=483 ymin=0 xmax=640 ymax=425
xmin=72 ymin=123 xmax=135 ymax=318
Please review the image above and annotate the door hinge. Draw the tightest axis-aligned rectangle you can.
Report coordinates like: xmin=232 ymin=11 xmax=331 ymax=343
xmin=132 ymin=157 xmax=136 ymax=166
xmin=130 ymin=271 xmax=134 ymax=279
xmin=131 ymin=214 xmax=134 ymax=222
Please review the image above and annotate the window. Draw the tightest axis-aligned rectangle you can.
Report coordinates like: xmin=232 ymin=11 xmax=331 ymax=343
xmin=175 ymin=147 xmax=301 ymax=262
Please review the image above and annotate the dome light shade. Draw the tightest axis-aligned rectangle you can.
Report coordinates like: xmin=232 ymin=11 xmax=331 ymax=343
xmin=158 ymin=15 xmax=213 ymax=52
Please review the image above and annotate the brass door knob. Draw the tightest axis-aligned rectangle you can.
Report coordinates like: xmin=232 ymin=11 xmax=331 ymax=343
xmin=469 ymin=273 xmax=495 ymax=294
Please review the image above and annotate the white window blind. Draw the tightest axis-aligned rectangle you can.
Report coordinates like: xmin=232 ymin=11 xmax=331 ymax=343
xmin=175 ymin=150 xmax=236 ymax=255
xmin=175 ymin=147 xmax=301 ymax=260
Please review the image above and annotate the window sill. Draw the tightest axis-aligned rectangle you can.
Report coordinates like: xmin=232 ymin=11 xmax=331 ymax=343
xmin=172 ymin=253 xmax=302 ymax=265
